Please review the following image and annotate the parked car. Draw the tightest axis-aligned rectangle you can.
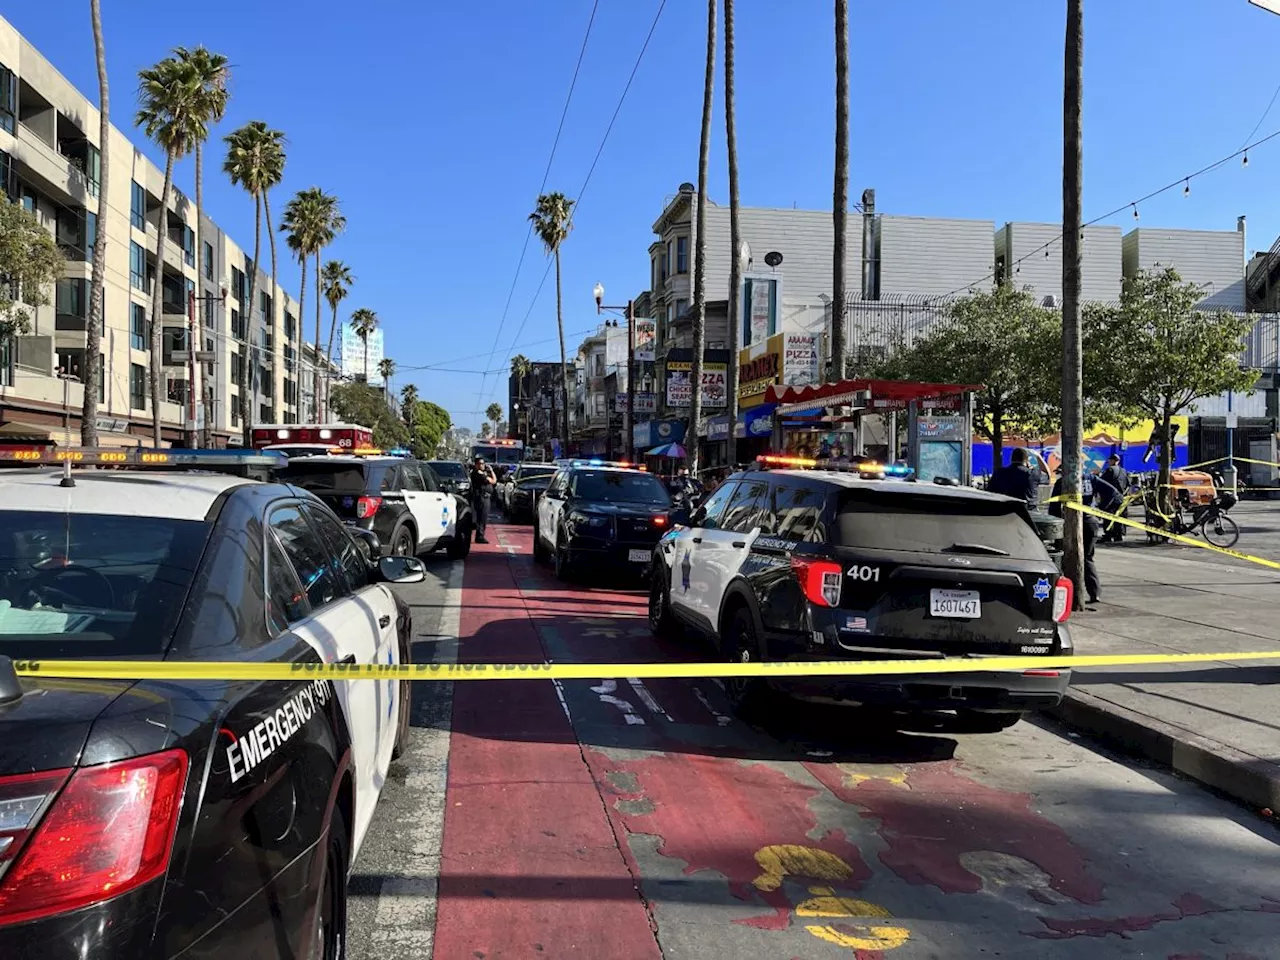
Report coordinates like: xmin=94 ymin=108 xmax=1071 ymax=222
xmin=427 ymin=460 xmax=470 ymax=498
xmin=499 ymin=462 xmax=558 ymax=513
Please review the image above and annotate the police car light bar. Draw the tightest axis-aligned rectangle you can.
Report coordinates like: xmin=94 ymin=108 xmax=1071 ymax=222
xmin=0 ymin=447 xmax=287 ymax=468
xmin=754 ymin=454 xmax=889 ymax=477
xmin=565 ymin=458 xmax=648 ymax=471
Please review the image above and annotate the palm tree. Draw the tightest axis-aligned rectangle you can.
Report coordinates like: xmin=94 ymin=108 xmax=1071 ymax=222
xmin=82 ymin=0 xmax=109 ymax=446
xmin=831 ymin=0 xmax=849 ymax=382
xmin=689 ymin=0 xmax=717 ymax=475
xmin=349 ymin=308 xmax=378 ymax=383
xmin=1061 ymin=0 xmax=1085 ymax=607
xmin=510 ymin=353 xmax=532 ymax=442
xmin=173 ymin=47 xmax=228 ymax=343
xmin=400 ymin=383 xmax=419 ymax=428
xmin=321 ymin=260 xmax=354 ymax=411
xmin=528 ymin=193 xmax=575 ymax=445
xmin=313 ymin=198 xmax=345 ymax=412
xmin=723 ymin=0 xmax=741 ymax=459
xmin=378 ymin=357 xmax=396 ymax=403
xmin=136 ymin=55 xmax=202 ymax=446
xmin=225 ymin=121 xmax=285 ymax=444
xmin=485 ymin=402 xmax=503 ymax=438
xmin=282 ymin=188 xmax=341 ymax=421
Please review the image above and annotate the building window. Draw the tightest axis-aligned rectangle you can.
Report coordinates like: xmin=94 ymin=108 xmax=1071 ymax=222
xmin=166 ymin=377 xmax=188 ymax=405
xmin=131 ymin=181 xmax=146 ymax=230
xmin=231 ymin=308 xmax=246 ymax=341
xmin=661 ymin=244 xmax=669 ymax=282
xmin=260 ymin=290 xmax=272 ymax=319
xmin=0 ymin=64 xmax=14 ymax=135
xmin=130 ymin=364 xmax=146 ymax=410
xmin=676 ymin=236 xmax=688 ymax=274
xmin=285 ymin=312 xmax=296 ymax=340
xmin=55 ymin=278 xmax=87 ymax=320
xmin=203 ymin=240 xmax=213 ymax=280
xmin=19 ymin=184 xmax=35 ymax=215
xmin=85 ymin=145 xmax=101 ymax=198
xmin=86 ymin=211 xmax=97 ymax=258
xmin=204 ymin=337 xmax=214 ymax=376
xmin=231 ymin=352 xmax=244 ymax=387
xmin=98 ymin=354 xmax=105 ymax=403
xmin=130 ymin=303 xmax=148 ymax=351
xmin=230 ymin=266 xmax=245 ymax=308
xmin=284 ymin=379 xmax=297 ymax=405
xmin=182 ymin=225 xmax=194 ymax=266
xmin=259 ymin=404 xmax=273 ymax=423
xmin=231 ymin=404 xmax=240 ymax=427
xmin=130 ymin=242 xmax=147 ymax=290
xmin=676 ymin=298 xmax=688 ymax=319
xmin=0 ymin=337 xmax=11 ymax=388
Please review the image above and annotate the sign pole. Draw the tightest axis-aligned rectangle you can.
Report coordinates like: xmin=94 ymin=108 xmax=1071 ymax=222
xmin=627 ymin=299 xmax=635 ymax=462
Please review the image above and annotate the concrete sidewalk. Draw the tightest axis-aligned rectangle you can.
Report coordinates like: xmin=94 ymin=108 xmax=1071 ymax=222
xmin=1048 ymin=543 xmax=1280 ymax=811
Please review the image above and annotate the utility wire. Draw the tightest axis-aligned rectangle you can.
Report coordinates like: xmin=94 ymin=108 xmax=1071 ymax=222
xmin=472 ymin=0 xmax=601 ymax=416
xmin=926 ymin=126 xmax=1280 ymax=304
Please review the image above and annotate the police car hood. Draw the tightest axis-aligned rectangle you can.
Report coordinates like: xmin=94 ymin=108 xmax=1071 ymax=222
xmin=0 ymin=676 xmax=141 ymax=772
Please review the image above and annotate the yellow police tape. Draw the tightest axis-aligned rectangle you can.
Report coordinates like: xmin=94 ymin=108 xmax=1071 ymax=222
xmin=7 ymin=650 xmax=1280 ymax=682
xmin=1064 ymin=501 xmax=1280 ymax=571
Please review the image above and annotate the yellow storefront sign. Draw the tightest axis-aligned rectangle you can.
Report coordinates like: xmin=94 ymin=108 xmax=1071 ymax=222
xmin=738 ymin=334 xmax=784 ymax=409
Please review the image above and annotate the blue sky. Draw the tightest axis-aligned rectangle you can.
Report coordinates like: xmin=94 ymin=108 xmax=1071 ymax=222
xmin=9 ymin=1 xmax=1280 ymax=429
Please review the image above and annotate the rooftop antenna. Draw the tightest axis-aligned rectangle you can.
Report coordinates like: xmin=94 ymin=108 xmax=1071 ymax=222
xmin=59 ymin=460 xmax=75 ymax=488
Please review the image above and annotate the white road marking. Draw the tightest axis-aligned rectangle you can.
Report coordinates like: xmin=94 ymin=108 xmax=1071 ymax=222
xmin=552 ymin=678 xmax=573 ymax=722
xmin=693 ymin=686 xmax=733 ymax=727
xmin=590 ymin=679 xmax=646 ymax=725
xmin=369 ymin=560 xmax=463 ymax=953
xmin=627 ymin=678 xmax=674 ymax=722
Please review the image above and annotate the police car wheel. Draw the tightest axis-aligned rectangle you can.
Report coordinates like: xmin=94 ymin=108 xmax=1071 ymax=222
xmin=648 ymin=571 xmax=679 ymax=640
xmin=312 ymin=810 xmax=350 ymax=960
xmin=391 ymin=526 xmax=415 ymax=558
xmin=554 ymin=541 xmax=574 ymax=582
xmin=532 ymin=521 xmax=549 ymax=563
xmin=723 ymin=608 xmax=767 ymax=713
xmin=447 ymin=523 xmax=472 ymax=560
xmin=391 ymin=677 xmax=412 ymax=761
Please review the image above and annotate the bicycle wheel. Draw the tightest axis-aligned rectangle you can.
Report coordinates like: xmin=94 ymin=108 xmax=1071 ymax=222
xmin=1202 ymin=513 xmax=1240 ymax=549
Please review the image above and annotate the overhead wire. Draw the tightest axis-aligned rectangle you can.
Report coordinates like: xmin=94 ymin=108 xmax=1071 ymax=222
xmin=471 ymin=0 xmax=601 ymax=418
xmin=926 ymin=126 xmax=1280 ymax=304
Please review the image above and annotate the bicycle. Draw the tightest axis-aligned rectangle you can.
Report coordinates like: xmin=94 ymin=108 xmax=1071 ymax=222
xmin=1143 ymin=474 xmax=1240 ymax=548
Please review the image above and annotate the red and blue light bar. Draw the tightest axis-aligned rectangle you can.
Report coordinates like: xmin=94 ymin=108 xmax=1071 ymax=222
xmin=0 ymin=447 xmax=287 ymax=468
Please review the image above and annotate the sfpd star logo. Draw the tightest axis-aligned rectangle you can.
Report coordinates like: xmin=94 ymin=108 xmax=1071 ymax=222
xmin=1032 ymin=576 xmax=1052 ymax=602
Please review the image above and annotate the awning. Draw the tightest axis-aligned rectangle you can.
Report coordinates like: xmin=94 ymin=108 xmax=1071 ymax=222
xmin=766 ymin=378 xmax=983 ymax=413
xmin=0 ymin=420 xmax=54 ymax=443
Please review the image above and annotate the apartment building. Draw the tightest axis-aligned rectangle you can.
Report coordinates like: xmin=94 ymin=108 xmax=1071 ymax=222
xmin=0 ymin=16 xmax=303 ymax=446
xmin=1122 ymin=220 xmax=1247 ymax=310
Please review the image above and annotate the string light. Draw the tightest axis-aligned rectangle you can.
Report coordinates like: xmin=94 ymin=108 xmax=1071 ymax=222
xmin=1132 ymin=203 xmax=1140 ymax=221
xmin=1183 ymin=178 xmax=1191 ymax=196
xmin=1243 ymin=151 xmax=1250 ymax=168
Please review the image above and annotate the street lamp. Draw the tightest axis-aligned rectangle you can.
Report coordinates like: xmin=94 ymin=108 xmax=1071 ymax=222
xmin=593 ymin=282 xmax=637 ymax=461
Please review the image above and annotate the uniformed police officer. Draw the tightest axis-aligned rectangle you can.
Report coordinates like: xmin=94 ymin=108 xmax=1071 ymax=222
xmin=469 ymin=455 xmax=497 ymax=544
xmin=1049 ymin=467 xmax=1118 ymax=605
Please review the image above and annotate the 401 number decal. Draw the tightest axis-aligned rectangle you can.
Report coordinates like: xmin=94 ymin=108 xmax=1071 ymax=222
xmin=847 ymin=564 xmax=881 ymax=582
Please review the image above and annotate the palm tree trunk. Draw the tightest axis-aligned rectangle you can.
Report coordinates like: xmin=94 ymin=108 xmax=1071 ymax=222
xmin=150 ymin=150 xmax=175 ymax=447
xmin=363 ymin=337 xmax=369 ymax=383
xmin=831 ymin=0 xmax=849 ymax=382
xmin=1061 ymin=0 xmax=1085 ymax=607
xmin=555 ymin=247 xmax=569 ymax=445
xmin=297 ymin=253 xmax=309 ymax=422
xmin=263 ymin=190 xmax=280 ymax=422
xmin=82 ymin=0 xmax=108 ymax=446
xmin=325 ymin=298 xmax=339 ymax=414
xmin=314 ymin=251 xmax=323 ymax=418
xmin=723 ymin=0 xmax=740 ymax=463
xmin=241 ymin=193 xmax=261 ymax=447
xmin=689 ymin=0 xmax=717 ymax=476
xmin=193 ymin=141 xmax=204 ymax=446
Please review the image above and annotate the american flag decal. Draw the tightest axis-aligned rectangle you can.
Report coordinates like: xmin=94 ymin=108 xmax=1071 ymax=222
xmin=845 ymin=616 xmax=868 ymax=631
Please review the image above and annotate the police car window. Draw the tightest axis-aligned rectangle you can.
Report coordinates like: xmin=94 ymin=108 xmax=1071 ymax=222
xmin=0 ymin=512 xmax=211 ymax=657
xmin=834 ymin=490 xmax=1047 ymax=560
xmin=264 ymin=530 xmax=311 ymax=634
xmin=696 ymin=481 xmax=738 ymax=530
xmin=547 ymin=472 xmax=569 ymax=498
xmin=418 ymin=463 xmax=440 ymax=492
xmin=401 ymin=463 xmax=426 ymax=492
xmin=570 ymin=471 xmax=670 ymax=505
xmin=302 ymin=503 xmax=370 ymax=592
xmin=722 ymin=479 xmax=770 ymax=533
xmin=269 ymin=504 xmax=345 ymax=608
xmin=277 ymin=460 xmax=369 ymax=493
xmin=776 ymin=485 xmax=825 ymax=541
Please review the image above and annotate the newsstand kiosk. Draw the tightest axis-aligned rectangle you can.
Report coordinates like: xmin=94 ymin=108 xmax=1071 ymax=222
xmin=765 ymin=378 xmax=981 ymax=484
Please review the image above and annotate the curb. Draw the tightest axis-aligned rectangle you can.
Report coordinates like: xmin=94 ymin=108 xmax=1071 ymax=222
xmin=1047 ymin=687 xmax=1280 ymax=812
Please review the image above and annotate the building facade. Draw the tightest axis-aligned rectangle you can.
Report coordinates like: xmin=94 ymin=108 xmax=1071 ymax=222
xmin=339 ymin=324 xmax=385 ymax=385
xmin=0 ymin=16 xmax=307 ymax=446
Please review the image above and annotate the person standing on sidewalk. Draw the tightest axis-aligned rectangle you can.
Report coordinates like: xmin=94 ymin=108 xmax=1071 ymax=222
xmin=469 ymin=455 xmax=497 ymax=544
xmin=988 ymin=447 xmax=1040 ymax=509
xmin=1099 ymin=454 xmax=1130 ymax=542
xmin=1049 ymin=466 xmax=1118 ymax=605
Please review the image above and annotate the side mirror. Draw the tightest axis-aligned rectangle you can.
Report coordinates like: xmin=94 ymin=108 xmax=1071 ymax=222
xmin=378 ymin=555 xmax=427 ymax=584
xmin=351 ymin=527 xmax=381 ymax=561
xmin=670 ymin=506 xmax=691 ymax=527
xmin=689 ymin=507 xmax=707 ymax=527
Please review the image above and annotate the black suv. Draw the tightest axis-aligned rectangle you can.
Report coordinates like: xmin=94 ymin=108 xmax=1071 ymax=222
xmin=279 ymin=454 xmax=473 ymax=560
xmin=649 ymin=460 xmax=1074 ymax=730
xmin=533 ymin=461 xmax=675 ymax=580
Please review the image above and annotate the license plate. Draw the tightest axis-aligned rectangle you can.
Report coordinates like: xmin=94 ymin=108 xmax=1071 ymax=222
xmin=930 ymin=588 xmax=981 ymax=618
xmin=628 ymin=548 xmax=651 ymax=563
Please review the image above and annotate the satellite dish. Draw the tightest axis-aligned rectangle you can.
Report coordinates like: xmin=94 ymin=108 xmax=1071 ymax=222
xmin=764 ymin=251 xmax=783 ymax=268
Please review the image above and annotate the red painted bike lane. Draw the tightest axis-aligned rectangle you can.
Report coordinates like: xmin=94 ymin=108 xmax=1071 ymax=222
xmin=431 ymin=534 xmax=662 ymax=960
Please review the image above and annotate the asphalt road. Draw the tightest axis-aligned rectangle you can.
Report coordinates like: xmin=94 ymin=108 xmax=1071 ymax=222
xmin=349 ymin=522 xmax=1280 ymax=959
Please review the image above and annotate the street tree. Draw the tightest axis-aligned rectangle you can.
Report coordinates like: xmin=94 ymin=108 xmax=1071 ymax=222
xmin=225 ymin=121 xmax=286 ymax=445
xmin=400 ymin=383 xmax=419 ymax=424
xmin=511 ymin=354 xmax=532 ymax=441
xmin=689 ymin=0 xmax=717 ymax=474
xmin=485 ymin=402 xmax=503 ymax=437
xmin=723 ymin=0 xmax=741 ymax=447
xmin=0 ymin=197 xmax=63 ymax=339
xmin=329 ymin=381 xmax=409 ymax=450
xmin=378 ymin=357 xmax=396 ymax=403
xmin=83 ymin=0 xmax=110 ymax=446
xmin=408 ymin=400 xmax=450 ymax=459
xmin=480 ymin=422 xmax=492 ymax=440
xmin=136 ymin=54 xmax=201 ymax=445
xmin=831 ymin=0 xmax=849 ymax=383
xmin=528 ymin=193 xmax=574 ymax=445
xmin=348 ymin=308 xmax=378 ymax=383
xmin=1093 ymin=267 xmax=1258 ymax=512
xmin=321 ymin=260 xmax=353 ymax=408
xmin=282 ymin=189 xmax=342 ymax=420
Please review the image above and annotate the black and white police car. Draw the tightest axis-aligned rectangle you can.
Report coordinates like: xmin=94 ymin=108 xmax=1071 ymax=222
xmin=279 ymin=449 xmax=473 ymax=561
xmin=649 ymin=455 xmax=1075 ymax=731
xmin=0 ymin=447 xmax=422 ymax=957
xmin=533 ymin=459 xmax=675 ymax=580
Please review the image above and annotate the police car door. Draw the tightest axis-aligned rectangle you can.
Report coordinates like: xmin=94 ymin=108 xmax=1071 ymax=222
xmin=268 ymin=502 xmax=388 ymax=856
xmin=669 ymin=480 xmax=738 ymax=625
xmin=539 ymin=470 xmax=569 ymax=549
xmin=419 ymin=461 xmax=457 ymax=543
xmin=399 ymin=461 xmax=439 ymax=553
xmin=692 ymin=478 xmax=768 ymax=624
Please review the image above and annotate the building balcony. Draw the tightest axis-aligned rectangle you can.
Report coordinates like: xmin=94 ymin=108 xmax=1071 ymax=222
xmin=12 ymin=123 xmax=90 ymax=205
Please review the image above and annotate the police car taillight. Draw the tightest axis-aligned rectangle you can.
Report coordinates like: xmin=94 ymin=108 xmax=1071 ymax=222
xmin=1052 ymin=576 xmax=1074 ymax=623
xmin=356 ymin=496 xmax=383 ymax=519
xmin=791 ymin=557 xmax=843 ymax=608
xmin=0 ymin=749 xmax=188 ymax=926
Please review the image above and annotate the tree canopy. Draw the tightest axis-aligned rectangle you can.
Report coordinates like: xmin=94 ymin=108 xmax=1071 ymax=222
xmin=0 ymin=197 xmax=64 ymax=339
xmin=328 ymin=382 xmax=409 ymax=449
